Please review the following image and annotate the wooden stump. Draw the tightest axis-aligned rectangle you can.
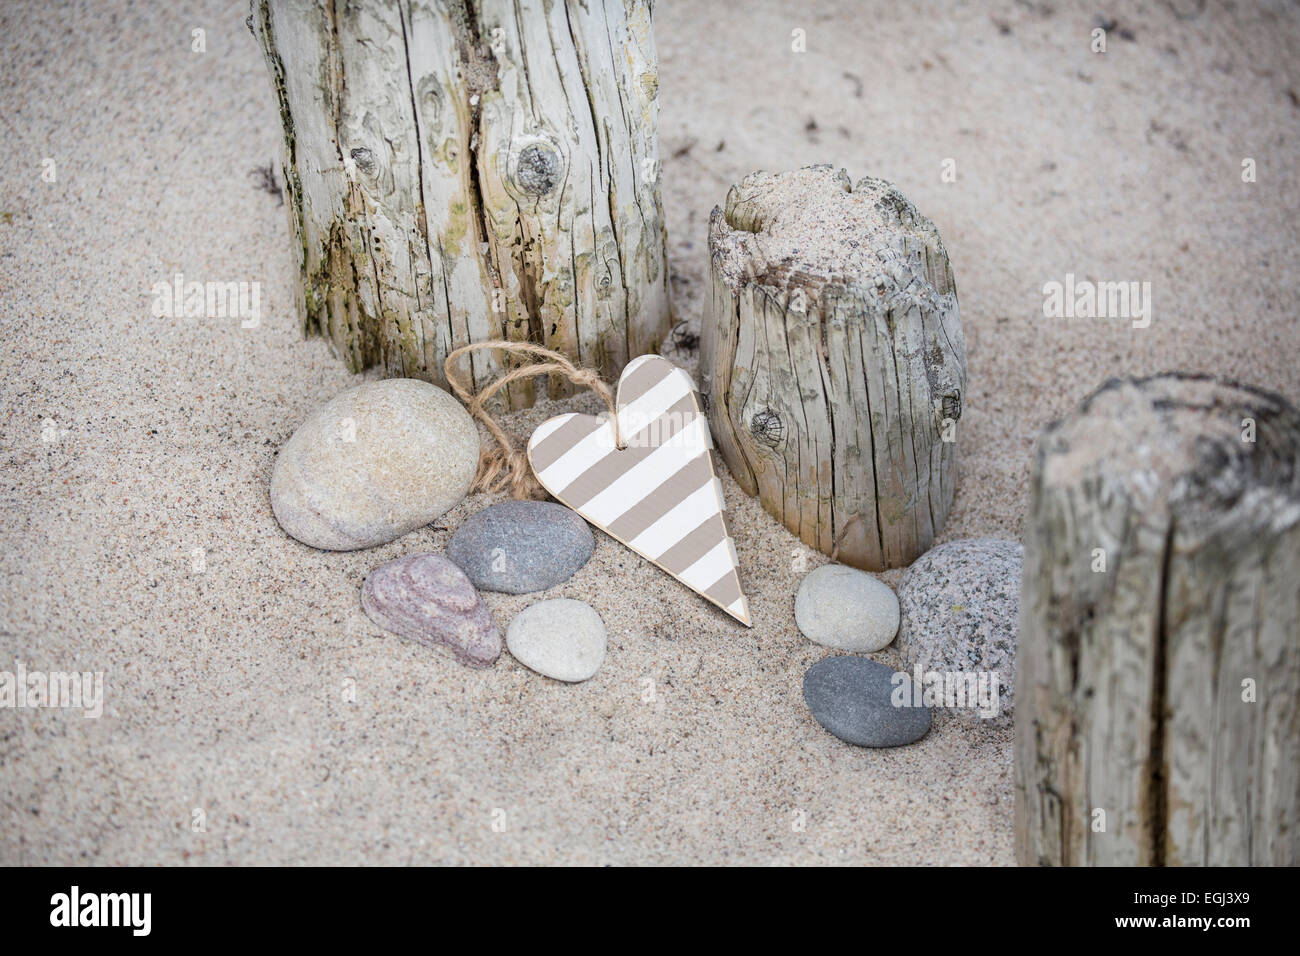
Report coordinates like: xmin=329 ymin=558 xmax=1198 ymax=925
xmin=1015 ymin=374 xmax=1300 ymax=866
xmin=249 ymin=0 xmax=671 ymax=408
xmin=699 ymin=166 xmax=966 ymax=571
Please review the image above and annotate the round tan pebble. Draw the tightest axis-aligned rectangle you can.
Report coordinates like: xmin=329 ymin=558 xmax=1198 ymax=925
xmin=271 ymin=379 xmax=478 ymax=550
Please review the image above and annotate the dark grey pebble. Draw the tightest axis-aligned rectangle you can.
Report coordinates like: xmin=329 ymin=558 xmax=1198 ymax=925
xmin=448 ymin=500 xmax=594 ymax=594
xmin=802 ymin=656 xmax=932 ymax=747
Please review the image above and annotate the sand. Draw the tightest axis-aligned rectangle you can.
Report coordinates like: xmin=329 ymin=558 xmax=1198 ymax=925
xmin=1 ymin=0 xmax=1297 ymax=865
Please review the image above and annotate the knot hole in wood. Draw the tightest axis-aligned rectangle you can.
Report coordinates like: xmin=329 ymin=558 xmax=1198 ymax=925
xmin=749 ymin=408 xmax=785 ymax=447
xmin=514 ymin=142 xmax=562 ymax=196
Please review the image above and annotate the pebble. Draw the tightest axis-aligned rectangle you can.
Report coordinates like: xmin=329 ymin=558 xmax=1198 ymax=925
xmin=896 ymin=538 xmax=1022 ymax=725
xmin=505 ymin=599 xmax=606 ymax=682
xmin=271 ymin=378 xmax=479 ymax=550
xmin=448 ymin=500 xmax=594 ymax=594
xmin=802 ymin=656 xmax=932 ymax=747
xmin=361 ymin=553 xmax=501 ymax=668
xmin=794 ymin=564 xmax=899 ymax=652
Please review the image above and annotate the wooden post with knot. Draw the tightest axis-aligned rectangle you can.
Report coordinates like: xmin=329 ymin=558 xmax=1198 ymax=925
xmin=699 ymin=165 xmax=967 ymax=571
xmin=250 ymin=0 xmax=672 ymax=409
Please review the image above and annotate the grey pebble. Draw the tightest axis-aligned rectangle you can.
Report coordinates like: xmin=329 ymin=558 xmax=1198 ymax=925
xmin=802 ymin=656 xmax=932 ymax=747
xmin=448 ymin=500 xmax=594 ymax=594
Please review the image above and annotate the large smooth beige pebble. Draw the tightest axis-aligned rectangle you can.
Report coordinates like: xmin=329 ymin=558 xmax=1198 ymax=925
xmin=270 ymin=379 xmax=478 ymax=550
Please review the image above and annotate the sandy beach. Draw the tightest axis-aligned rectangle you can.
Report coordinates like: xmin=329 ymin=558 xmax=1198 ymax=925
xmin=1 ymin=0 xmax=1297 ymax=865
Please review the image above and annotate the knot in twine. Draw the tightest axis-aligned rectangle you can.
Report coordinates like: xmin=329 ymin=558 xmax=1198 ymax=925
xmin=444 ymin=340 xmax=620 ymax=500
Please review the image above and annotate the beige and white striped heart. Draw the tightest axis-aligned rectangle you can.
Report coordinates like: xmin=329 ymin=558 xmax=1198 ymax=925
xmin=527 ymin=355 xmax=752 ymax=627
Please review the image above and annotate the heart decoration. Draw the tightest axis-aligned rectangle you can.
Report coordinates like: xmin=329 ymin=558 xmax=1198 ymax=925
xmin=527 ymin=355 xmax=752 ymax=627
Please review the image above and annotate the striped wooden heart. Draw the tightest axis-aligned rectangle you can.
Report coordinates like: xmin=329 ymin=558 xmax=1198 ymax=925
xmin=527 ymin=355 xmax=752 ymax=627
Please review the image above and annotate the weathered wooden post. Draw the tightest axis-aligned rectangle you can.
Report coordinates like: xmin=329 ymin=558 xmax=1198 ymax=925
xmin=1016 ymin=374 xmax=1300 ymax=866
xmin=249 ymin=0 xmax=671 ymax=408
xmin=699 ymin=165 xmax=966 ymax=571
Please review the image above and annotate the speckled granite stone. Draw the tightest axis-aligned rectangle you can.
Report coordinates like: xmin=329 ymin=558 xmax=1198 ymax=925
xmin=897 ymin=538 xmax=1022 ymax=725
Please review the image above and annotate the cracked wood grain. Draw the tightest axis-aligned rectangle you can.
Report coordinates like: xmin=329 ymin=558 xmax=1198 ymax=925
xmin=1015 ymin=374 xmax=1300 ymax=866
xmin=250 ymin=0 xmax=671 ymax=408
xmin=699 ymin=165 xmax=966 ymax=571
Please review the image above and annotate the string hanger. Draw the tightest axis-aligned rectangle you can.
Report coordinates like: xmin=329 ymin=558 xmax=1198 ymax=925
xmin=444 ymin=340 xmax=621 ymax=500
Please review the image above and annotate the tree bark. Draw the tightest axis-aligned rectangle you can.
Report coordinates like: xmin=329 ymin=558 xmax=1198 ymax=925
xmin=249 ymin=0 xmax=672 ymax=408
xmin=1015 ymin=374 xmax=1300 ymax=866
xmin=699 ymin=165 xmax=966 ymax=571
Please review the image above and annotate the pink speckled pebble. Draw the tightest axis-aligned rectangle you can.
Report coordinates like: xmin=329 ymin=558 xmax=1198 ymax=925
xmin=361 ymin=553 xmax=501 ymax=668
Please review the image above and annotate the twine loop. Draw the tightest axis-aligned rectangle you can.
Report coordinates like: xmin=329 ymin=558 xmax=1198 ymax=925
xmin=444 ymin=340 xmax=620 ymax=500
